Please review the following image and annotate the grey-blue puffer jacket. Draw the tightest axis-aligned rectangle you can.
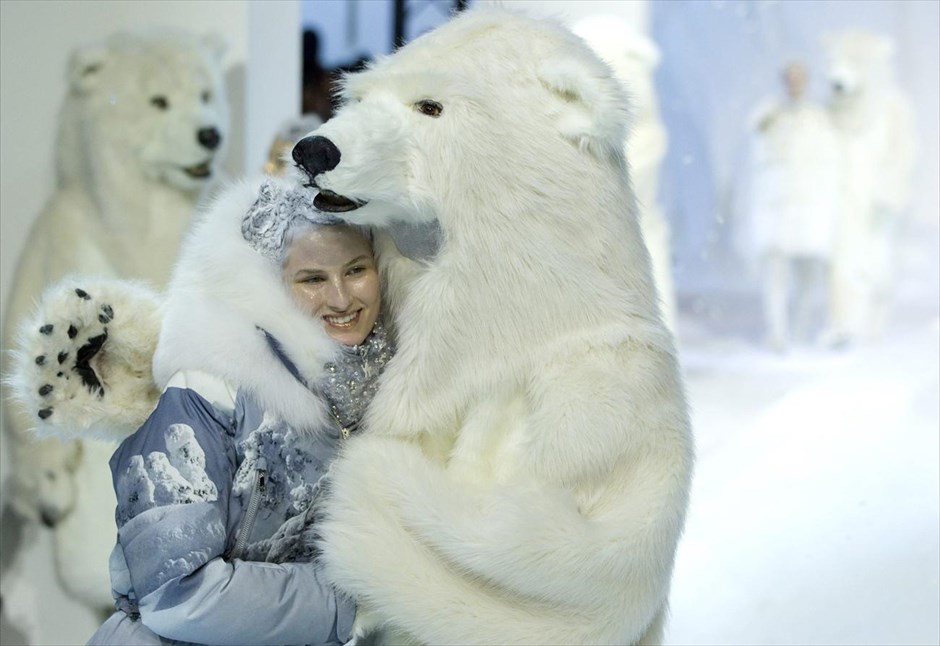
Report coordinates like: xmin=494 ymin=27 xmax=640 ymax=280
xmin=88 ymin=179 xmax=380 ymax=646
xmin=91 ymin=350 xmax=354 ymax=646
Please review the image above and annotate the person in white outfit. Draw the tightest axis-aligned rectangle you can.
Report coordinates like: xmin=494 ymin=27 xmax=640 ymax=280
xmin=747 ymin=61 xmax=843 ymax=351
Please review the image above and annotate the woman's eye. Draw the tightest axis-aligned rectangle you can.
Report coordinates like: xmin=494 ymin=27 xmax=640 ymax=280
xmin=301 ymin=275 xmax=325 ymax=284
xmin=150 ymin=95 xmax=169 ymax=110
xmin=415 ymin=99 xmax=443 ymax=117
xmin=347 ymin=266 xmax=366 ymax=276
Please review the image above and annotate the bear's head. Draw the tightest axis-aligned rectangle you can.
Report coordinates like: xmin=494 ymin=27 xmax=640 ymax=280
xmin=61 ymin=30 xmax=229 ymax=194
xmin=289 ymin=9 xmax=634 ymax=232
xmin=822 ymin=29 xmax=896 ymax=107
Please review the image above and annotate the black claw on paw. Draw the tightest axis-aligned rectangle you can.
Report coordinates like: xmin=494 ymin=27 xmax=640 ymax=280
xmin=73 ymin=331 xmax=108 ymax=397
xmin=57 ymin=351 xmax=69 ymax=365
xmin=38 ymin=384 xmax=53 ymax=396
xmin=38 ymin=408 xmax=53 ymax=420
xmin=75 ymin=288 xmax=91 ymax=300
xmin=39 ymin=324 xmax=53 ymax=335
xmin=99 ymin=304 xmax=114 ymax=324
xmin=67 ymin=324 xmax=78 ymax=339
xmin=35 ymin=355 xmax=46 ymax=365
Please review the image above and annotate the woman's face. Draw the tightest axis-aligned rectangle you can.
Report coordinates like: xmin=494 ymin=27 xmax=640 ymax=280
xmin=283 ymin=226 xmax=381 ymax=346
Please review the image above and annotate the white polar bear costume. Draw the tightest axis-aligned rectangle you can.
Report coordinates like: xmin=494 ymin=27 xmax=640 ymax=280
xmin=822 ymin=29 xmax=916 ymax=344
xmin=292 ymin=9 xmax=693 ymax=645
xmin=572 ymin=14 xmax=679 ymax=333
xmin=1 ymin=29 xmax=228 ymax=625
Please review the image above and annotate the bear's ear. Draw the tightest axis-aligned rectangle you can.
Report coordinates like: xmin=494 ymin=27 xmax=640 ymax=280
xmin=537 ymin=56 xmax=629 ymax=158
xmin=873 ymin=35 xmax=895 ymax=62
xmin=68 ymin=45 xmax=111 ymax=94
xmin=201 ymin=32 xmax=228 ymax=65
xmin=627 ymin=37 xmax=661 ymax=69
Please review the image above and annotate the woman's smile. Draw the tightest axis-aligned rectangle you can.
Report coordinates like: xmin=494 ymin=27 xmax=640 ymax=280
xmin=324 ymin=310 xmax=360 ymax=328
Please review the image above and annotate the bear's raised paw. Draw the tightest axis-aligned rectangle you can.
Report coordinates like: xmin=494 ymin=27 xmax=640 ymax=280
xmin=31 ymin=287 xmax=116 ymax=420
xmin=8 ymin=277 xmax=164 ymax=440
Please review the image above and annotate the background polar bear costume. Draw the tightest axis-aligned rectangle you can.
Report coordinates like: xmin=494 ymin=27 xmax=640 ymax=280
xmin=292 ymin=9 xmax=694 ymax=645
xmin=822 ymin=29 xmax=916 ymax=345
xmin=572 ymin=14 xmax=679 ymax=333
xmin=1 ymin=29 xmax=228 ymax=625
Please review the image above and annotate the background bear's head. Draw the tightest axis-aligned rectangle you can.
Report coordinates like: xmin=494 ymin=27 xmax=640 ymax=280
xmin=60 ymin=30 xmax=229 ymax=194
xmin=822 ymin=29 xmax=896 ymax=108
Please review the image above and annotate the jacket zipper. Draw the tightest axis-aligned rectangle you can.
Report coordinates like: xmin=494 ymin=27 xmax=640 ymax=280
xmin=231 ymin=458 xmax=266 ymax=559
xmin=328 ymin=405 xmax=353 ymax=439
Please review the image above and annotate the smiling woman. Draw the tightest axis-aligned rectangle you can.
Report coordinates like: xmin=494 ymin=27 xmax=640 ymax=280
xmin=283 ymin=224 xmax=381 ymax=346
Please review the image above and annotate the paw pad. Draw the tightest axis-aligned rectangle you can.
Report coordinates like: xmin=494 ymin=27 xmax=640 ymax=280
xmin=99 ymin=305 xmax=114 ymax=324
xmin=25 ymin=285 xmax=116 ymax=422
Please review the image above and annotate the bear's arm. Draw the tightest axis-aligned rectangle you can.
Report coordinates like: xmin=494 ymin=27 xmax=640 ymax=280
xmin=317 ymin=342 xmax=693 ymax=645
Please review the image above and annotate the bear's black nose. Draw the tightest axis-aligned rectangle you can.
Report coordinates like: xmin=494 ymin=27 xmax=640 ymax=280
xmin=40 ymin=509 xmax=60 ymax=528
xmin=293 ymin=136 xmax=341 ymax=178
xmin=197 ymin=127 xmax=222 ymax=150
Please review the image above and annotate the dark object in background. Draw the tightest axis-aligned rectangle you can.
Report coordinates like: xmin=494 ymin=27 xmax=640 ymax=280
xmin=302 ymin=28 xmax=370 ymax=122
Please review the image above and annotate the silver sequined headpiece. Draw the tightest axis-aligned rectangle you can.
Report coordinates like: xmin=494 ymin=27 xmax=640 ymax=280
xmin=241 ymin=179 xmax=342 ymax=260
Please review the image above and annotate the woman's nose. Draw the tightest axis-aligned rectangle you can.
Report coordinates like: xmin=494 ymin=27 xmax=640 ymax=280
xmin=326 ymin=278 xmax=352 ymax=310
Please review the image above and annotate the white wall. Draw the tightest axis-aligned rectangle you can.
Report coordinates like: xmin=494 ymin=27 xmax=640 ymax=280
xmin=0 ymin=0 xmax=301 ymax=346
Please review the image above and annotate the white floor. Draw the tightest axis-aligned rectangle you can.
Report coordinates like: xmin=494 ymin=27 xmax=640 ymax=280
xmin=667 ymin=224 xmax=940 ymax=645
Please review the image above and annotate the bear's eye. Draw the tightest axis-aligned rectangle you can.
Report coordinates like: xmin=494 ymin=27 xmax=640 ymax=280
xmin=150 ymin=96 xmax=169 ymax=110
xmin=415 ymin=99 xmax=443 ymax=118
xmin=201 ymin=90 xmax=212 ymax=103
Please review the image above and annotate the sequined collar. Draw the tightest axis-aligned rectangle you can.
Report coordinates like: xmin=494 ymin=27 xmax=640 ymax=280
xmin=318 ymin=320 xmax=394 ymax=437
xmin=260 ymin=322 xmax=394 ymax=438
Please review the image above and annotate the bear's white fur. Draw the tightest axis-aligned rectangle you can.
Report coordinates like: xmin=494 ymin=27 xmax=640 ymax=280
xmin=1 ymin=29 xmax=228 ymax=619
xmin=822 ymin=29 xmax=916 ymax=344
xmin=295 ymin=9 xmax=693 ymax=644
xmin=572 ymin=15 xmax=678 ymax=333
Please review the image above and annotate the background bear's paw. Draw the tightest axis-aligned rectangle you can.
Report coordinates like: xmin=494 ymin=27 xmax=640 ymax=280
xmin=6 ymin=276 xmax=164 ymax=441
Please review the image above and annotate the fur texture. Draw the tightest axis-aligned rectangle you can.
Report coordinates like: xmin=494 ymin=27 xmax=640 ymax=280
xmin=294 ymin=9 xmax=694 ymax=645
xmin=153 ymin=179 xmax=339 ymax=434
xmin=822 ymin=29 xmax=917 ymax=344
xmin=0 ymin=29 xmax=228 ymax=617
xmin=573 ymin=15 xmax=678 ymax=332
xmin=7 ymin=277 xmax=163 ymax=442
